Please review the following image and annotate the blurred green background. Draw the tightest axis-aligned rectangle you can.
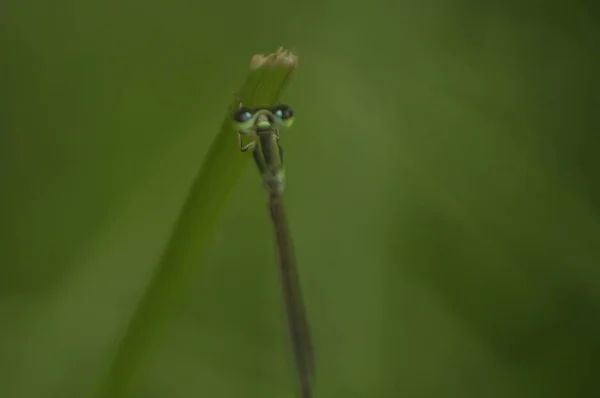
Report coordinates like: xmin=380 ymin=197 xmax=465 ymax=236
xmin=2 ymin=0 xmax=600 ymax=397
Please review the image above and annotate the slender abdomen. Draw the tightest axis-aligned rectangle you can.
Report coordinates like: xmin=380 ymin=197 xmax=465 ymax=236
xmin=254 ymin=133 xmax=285 ymax=194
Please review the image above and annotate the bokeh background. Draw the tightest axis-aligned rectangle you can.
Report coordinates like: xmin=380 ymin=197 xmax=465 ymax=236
xmin=2 ymin=1 xmax=599 ymax=397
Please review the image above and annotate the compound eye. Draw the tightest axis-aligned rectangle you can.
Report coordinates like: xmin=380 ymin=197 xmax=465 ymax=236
xmin=272 ymin=105 xmax=293 ymax=120
xmin=233 ymin=107 xmax=254 ymax=123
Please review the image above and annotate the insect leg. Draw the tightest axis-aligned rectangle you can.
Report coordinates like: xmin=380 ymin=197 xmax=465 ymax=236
xmin=238 ymin=131 xmax=256 ymax=152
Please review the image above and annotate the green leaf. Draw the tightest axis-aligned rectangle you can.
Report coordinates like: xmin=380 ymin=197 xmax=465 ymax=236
xmin=100 ymin=48 xmax=299 ymax=398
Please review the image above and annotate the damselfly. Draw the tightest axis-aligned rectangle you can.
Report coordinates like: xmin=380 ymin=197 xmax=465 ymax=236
xmin=232 ymin=98 xmax=314 ymax=398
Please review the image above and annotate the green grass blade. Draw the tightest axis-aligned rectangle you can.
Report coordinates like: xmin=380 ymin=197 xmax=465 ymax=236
xmin=100 ymin=48 xmax=299 ymax=398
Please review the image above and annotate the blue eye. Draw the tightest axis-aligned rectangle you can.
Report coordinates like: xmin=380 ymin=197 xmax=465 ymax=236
xmin=233 ymin=108 xmax=255 ymax=124
xmin=274 ymin=109 xmax=283 ymax=118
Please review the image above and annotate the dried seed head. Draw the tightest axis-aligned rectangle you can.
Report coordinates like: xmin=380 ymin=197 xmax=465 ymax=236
xmin=251 ymin=47 xmax=298 ymax=70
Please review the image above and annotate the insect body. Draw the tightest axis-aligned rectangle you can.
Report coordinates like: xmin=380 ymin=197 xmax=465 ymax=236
xmin=233 ymin=104 xmax=294 ymax=195
xmin=232 ymin=100 xmax=314 ymax=398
